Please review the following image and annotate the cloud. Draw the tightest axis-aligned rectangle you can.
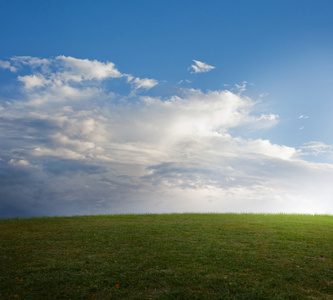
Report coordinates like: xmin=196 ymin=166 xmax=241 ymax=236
xmin=18 ymin=74 xmax=49 ymax=89
xmin=190 ymin=60 xmax=216 ymax=74
xmin=4 ymin=56 xmax=157 ymax=102
xmin=0 ymin=56 xmax=332 ymax=218
xmin=131 ymin=77 xmax=158 ymax=90
xmin=0 ymin=60 xmax=17 ymax=72
xmin=56 ymin=56 xmax=123 ymax=81
xmin=8 ymin=159 xmax=30 ymax=166
xmin=11 ymin=56 xmax=50 ymax=68
xmin=234 ymin=81 xmax=248 ymax=93
xmin=300 ymin=141 xmax=333 ymax=159
xmin=178 ymin=79 xmax=192 ymax=84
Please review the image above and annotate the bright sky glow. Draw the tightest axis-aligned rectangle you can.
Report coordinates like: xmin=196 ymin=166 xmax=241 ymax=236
xmin=1 ymin=1 xmax=333 ymax=217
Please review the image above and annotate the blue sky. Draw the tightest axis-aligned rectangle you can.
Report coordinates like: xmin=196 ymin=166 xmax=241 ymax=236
xmin=1 ymin=1 xmax=333 ymax=217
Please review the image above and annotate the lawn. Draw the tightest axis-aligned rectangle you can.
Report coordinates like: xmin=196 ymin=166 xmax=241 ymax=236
xmin=1 ymin=213 xmax=332 ymax=299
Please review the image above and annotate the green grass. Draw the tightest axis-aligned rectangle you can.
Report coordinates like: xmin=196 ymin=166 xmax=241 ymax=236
xmin=1 ymin=213 xmax=332 ymax=299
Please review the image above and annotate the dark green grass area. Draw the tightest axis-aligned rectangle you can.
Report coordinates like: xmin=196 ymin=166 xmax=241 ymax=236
xmin=1 ymin=213 xmax=332 ymax=299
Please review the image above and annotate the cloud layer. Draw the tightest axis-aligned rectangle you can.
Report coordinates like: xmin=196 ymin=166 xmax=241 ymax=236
xmin=0 ymin=56 xmax=332 ymax=218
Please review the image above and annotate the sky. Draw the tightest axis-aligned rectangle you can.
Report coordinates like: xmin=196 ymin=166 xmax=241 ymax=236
xmin=1 ymin=0 xmax=333 ymax=218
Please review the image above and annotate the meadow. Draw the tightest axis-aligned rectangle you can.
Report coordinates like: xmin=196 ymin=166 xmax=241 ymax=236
xmin=0 ymin=213 xmax=332 ymax=299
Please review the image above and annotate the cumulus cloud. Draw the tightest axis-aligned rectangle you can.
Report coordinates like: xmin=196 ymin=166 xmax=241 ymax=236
xmin=56 ymin=56 xmax=123 ymax=81
xmin=18 ymin=74 xmax=49 ymax=89
xmin=190 ymin=60 xmax=216 ymax=74
xmin=3 ymin=56 xmax=157 ymax=101
xmin=0 ymin=56 xmax=332 ymax=218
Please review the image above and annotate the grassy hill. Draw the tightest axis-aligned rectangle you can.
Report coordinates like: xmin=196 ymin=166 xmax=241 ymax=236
xmin=1 ymin=213 xmax=332 ymax=299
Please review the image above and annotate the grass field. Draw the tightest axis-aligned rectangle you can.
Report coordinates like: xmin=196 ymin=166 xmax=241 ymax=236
xmin=0 ymin=213 xmax=332 ymax=299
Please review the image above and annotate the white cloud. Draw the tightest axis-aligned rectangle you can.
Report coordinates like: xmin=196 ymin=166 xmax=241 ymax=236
xmin=11 ymin=56 xmax=50 ymax=68
xmin=18 ymin=74 xmax=50 ymax=89
xmin=235 ymin=81 xmax=247 ymax=93
xmin=259 ymin=92 xmax=269 ymax=98
xmin=55 ymin=56 xmax=123 ymax=81
xmin=1 ymin=55 xmax=333 ymax=217
xmin=0 ymin=56 xmax=158 ymax=107
xmin=300 ymin=141 xmax=333 ymax=159
xmin=299 ymin=115 xmax=309 ymax=119
xmin=7 ymin=56 xmax=122 ymax=106
xmin=14 ymin=56 xmax=123 ymax=89
xmin=0 ymin=60 xmax=17 ymax=72
xmin=178 ymin=79 xmax=192 ymax=84
xmin=131 ymin=77 xmax=158 ymax=90
xmin=190 ymin=60 xmax=216 ymax=74
xmin=235 ymin=138 xmax=297 ymax=160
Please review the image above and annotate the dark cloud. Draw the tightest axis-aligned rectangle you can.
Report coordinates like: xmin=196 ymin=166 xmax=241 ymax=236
xmin=43 ymin=159 xmax=106 ymax=175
